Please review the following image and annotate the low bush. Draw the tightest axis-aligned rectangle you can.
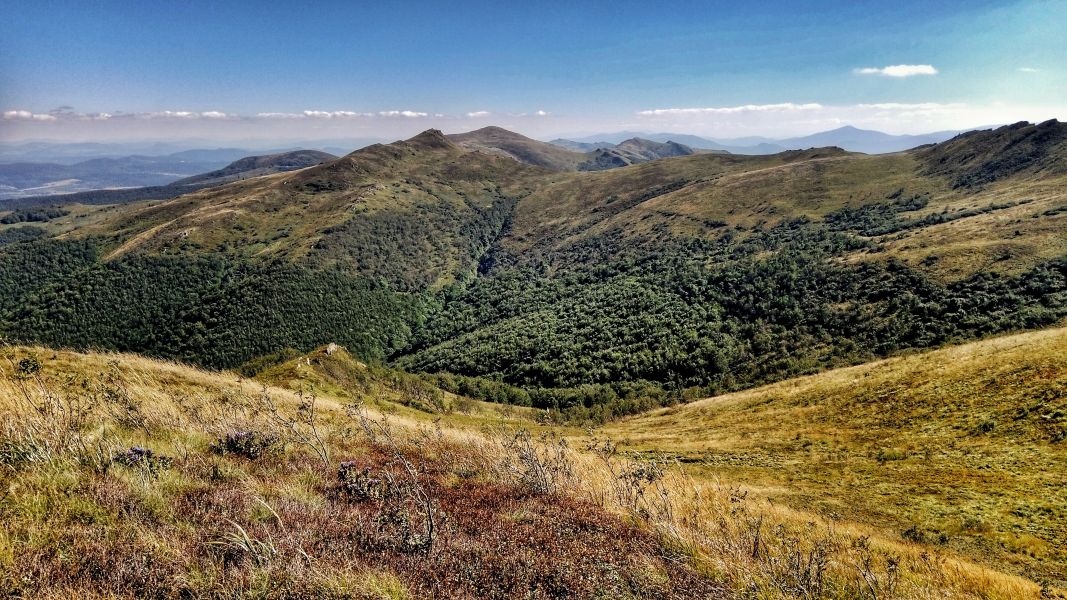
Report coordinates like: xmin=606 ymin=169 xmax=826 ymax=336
xmin=337 ymin=460 xmax=389 ymax=501
xmin=112 ymin=446 xmax=172 ymax=476
xmin=210 ymin=430 xmax=282 ymax=459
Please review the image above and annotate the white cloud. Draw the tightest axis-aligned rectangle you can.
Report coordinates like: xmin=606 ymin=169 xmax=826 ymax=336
xmin=256 ymin=111 xmax=303 ymax=119
xmin=535 ymin=110 xmax=549 ymax=116
xmin=241 ymin=109 xmax=432 ymax=119
xmin=466 ymin=111 xmax=491 ymax=118
xmin=145 ymin=111 xmax=195 ymax=118
xmin=854 ymin=64 xmax=938 ymax=77
xmin=856 ymin=102 xmax=964 ymax=110
xmin=378 ymin=110 xmax=428 ymax=118
xmin=1018 ymin=67 xmax=1040 ymax=73
xmin=301 ymin=110 xmax=372 ymax=118
xmin=627 ymin=100 xmax=1065 ymax=138
xmin=137 ymin=110 xmax=233 ymax=119
xmin=637 ymin=103 xmax=823 ymax=116
xmin=3 ymin=110 xmax=58 ymax=121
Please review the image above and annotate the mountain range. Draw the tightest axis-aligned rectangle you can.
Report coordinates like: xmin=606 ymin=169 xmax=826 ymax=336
xmin=1 ymin=119 xmax=1065 ymax=590
xmin=0 ymin=142 xmax=359 ymax=200
xmin=0 ymin=151 xmax=248 ymax=199
xmin=448 ymin=126 xmax=709 ymax=171
xmin=1 ymin=119 xmax=1062 ymax=371
xmin=0 ymin=125 xmax=993 ymax=201
xmin=554 ymin=125 xmax=976 ymax=155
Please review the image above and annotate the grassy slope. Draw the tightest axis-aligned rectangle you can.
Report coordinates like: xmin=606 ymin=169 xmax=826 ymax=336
xmin=13 ymin=125 xmax=1063 ymax=286
xmin=1 ymin=340 xmax=1058 ymax=598
xmin=601 ymin=326 xmax=1067 ymax=585
xmin=3 ymin=345 xmax=720 ymax=599
xmin=504 ymin=148 xmax=1065 ymax=280
xmin=253 ymin=344 xmax=543 ymax=424
xmin=66 ymin=130 xmax=545 ymax=289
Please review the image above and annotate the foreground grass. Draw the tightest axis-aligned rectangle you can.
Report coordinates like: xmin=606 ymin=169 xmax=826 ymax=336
xmin=603 ymin=326 xmax=1067 ymax=589
xmin=0 ymin=349 xmax=714 ymax=599
xmin=0 ymin=338 xmax=1061 ymax=598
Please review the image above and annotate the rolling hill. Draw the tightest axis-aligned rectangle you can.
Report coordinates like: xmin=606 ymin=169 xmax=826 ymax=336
xmin=0 ymin=121 xmax=1063 ymax=405
xmin=0 ymin=121 xmax=1063 ymax=598
xmin=577 ymin=138 xmax=703 ymax=171
xmin=449 ymin=127 xmax=706 ymax=172
xmin=168 ymin=149 xmax=338 ymax=187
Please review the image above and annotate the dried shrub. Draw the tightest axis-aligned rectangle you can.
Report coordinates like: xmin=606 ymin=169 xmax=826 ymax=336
xmin=493 ymin=428 xmax=576 ymax=495
xmin=337 ymin=460 xmax=389 ymax=501
xmin=260 ymin=389 xmax=330 ymax=467
xmin=349 ymin=403 xmax=443 ymax=554
xmin=211 ymin=430 xmax=282 ymax=459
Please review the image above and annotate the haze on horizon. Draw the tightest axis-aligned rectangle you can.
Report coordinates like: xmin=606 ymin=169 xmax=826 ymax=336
xmin=2 ymin=0 xmax=1065 ymax=144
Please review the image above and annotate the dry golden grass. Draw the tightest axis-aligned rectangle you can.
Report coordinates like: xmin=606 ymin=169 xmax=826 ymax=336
xmin=0 ymin=345 xmax=717 ymax=599
xmin=2 ymin=334 xmax=1063 ymax=598
xmin=602 ymin=326 xmax=1067 ymax=589
xmin=253 ymin=344 xmax=543 ymax=425
xmin=848 ymin=173 xmax=1067 ymax=280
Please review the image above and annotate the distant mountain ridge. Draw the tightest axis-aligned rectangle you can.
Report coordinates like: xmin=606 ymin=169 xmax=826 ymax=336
xmin=0 ymin=149 xmax=337 ymax=209
xmin=578 ymin=138 xmax=705 ymax=171
xmin=552 ymin=125 xmax=982 ymax=155
xmin=448 ymin=126 xmax=584 ymax=170
xmin=172 ymin=149 xmax=338 ymax=187
xmin=448 ymin=126 xmax=704 ymax=172
xmin=0 ymin=142 xmax=255 ymax=165
xmin=0 ymin=152 xmax=247 ymax=199
xmin=548 ymin=139 xmax=615 ymax=152
xmin=2 ymin=122 xmax=1063 ymax=405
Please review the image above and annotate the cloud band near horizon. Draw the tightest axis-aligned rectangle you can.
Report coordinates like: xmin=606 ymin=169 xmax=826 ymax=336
xmin=1 ymin=101 xmax=1063 ymax=142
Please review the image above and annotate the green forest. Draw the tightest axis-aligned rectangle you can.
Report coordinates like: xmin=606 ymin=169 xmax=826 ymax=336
xmin=1 ymin=199 xmax=1064 ymax=422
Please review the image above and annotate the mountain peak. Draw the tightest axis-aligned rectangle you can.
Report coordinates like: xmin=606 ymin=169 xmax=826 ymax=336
xmin=405 ymin=129 xmax=456 ymax=150
xmin=447 ymin=125 xmax=584 ymax=171
xmin=918 ymin=119 xmax=1067 ymax=187
xmin=469 ymin=125 xmax=524 ymax=137
xmin=450 ymin=126 xmax=540 ymax=144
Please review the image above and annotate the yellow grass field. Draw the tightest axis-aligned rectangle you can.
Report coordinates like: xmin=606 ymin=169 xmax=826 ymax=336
xmin=601 ymin=326 xmax=1067 ymax=587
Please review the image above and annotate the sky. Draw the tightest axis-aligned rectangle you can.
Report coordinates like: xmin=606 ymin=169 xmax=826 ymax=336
xmin=1 ymin=0 xmax=1065 ymax=143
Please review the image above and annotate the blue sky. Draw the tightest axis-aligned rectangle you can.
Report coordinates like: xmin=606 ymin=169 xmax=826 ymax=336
xmin=2 ymin=0 xmax=1065 ymax=141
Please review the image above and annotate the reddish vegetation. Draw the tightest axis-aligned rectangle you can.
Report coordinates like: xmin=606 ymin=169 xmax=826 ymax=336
xmin=3 ymin=441 xmax=725 ymax=599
